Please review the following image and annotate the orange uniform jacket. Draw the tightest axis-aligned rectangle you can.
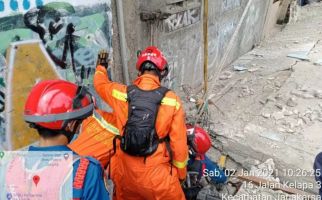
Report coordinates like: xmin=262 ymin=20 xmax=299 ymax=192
xmin=94 ymin=65 xmax=188 ymax=180
xmin=69 ymin=109 xmax=119 ymax=168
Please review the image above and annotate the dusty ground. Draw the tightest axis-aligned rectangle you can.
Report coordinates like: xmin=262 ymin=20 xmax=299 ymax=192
xmin=195 ymin=2 xmax=322 ymax=196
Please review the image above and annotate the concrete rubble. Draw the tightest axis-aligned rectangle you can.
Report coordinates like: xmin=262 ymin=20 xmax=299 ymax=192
xmin=195 ymin=157 xmax=315 ymax=200
xmin=231 ymin=159 xmax=287 ymax=200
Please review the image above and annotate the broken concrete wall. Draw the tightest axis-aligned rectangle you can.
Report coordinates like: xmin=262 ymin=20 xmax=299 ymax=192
xmin=114 ymin=0 xmax=272 ymax=92
xmin=0 ymin=0 xmax=113 ymax=150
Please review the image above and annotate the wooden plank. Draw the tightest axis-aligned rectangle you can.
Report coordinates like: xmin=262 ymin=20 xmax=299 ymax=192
xmin=277 ymin=0 xmax=292 ymax=23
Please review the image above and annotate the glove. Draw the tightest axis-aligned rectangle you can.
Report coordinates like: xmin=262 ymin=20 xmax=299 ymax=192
xmin=97 ymin=50 xmax=109 ymax=69
xmin=187 ymin=159 xmax=202 ymax=173
xmin=183 ymin=186 xmax=202 ymax=200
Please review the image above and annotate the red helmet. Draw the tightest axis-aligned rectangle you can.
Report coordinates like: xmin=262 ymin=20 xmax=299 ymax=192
xmin=24 ymin=80 xmax=94 ymax=130
xmin=136 ymin=46 xmax=168 ymax=71
xmin=186 ymin=124 xmax=212 ymax=154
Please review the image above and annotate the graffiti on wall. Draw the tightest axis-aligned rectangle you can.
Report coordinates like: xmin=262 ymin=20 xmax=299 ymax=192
xmin=164 ymin=7 xmax=201 ymax=32
xmin=0 ymin=0 xmax=43 ymax=12
xmin=0 ymin=56 xmax=4 ymax=148
xmin=0 ymin=0 xmax=112 ymax=150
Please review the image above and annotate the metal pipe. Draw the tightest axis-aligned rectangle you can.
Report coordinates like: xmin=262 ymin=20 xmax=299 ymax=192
xmin=203 ymin=0 xmax=209 ymax=92
xmin=115 ymin=0 xmax=130 ymax=85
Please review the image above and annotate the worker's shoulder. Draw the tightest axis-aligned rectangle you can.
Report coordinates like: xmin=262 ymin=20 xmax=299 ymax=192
xmin=111 ymin=81 xmax=127 ymax=92
xmin=164 ymin=89 xmax=182 ymax=101
xmin=85 ymin=156 xmax=102 ymax=166
xmin=73 ymin=155 xmax=102 ymax=169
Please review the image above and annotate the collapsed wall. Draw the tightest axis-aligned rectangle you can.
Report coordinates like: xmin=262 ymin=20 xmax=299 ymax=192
xmin=209 ymin=3 xmax=322 ymax=193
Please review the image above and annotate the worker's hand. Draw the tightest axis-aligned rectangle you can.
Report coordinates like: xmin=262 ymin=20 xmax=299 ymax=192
xmin=97 ymin=50 xmax=109 ymax=69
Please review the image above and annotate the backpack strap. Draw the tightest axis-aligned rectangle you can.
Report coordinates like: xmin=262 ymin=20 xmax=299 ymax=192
xmin=126 ymin=85 xmax=137 ymax=102
xmin=155 ymin=87 xmax=169 ymax=103
xmin=110 ymin=135 xmax=121 ymax=179
xmin=73 ymin=157 xmax=90 ymax=200
xmin=153 ymin=86 xmax=169 ymax=125
xmin=159 ymin=136 xmax=174 ymax=175
xmin=126 ymin=85 xmax=138 ymax=125
xmin=126 ymin=85 xmax=169 ymax=103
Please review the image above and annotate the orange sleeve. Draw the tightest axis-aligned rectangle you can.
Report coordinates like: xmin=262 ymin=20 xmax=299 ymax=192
xmin=169 ymin=96 xmax=188 ymax=180
xmin=93 ymin=65 xmax=127 ymax=111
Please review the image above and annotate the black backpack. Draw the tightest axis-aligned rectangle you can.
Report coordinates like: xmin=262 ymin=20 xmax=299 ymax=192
xmin=118 ymin=85 xmax=169 ymax=157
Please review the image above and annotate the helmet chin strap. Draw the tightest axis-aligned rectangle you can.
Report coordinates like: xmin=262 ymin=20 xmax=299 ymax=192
xmin=160 ymin=67 xmax=169 ymax=80
xmin=140 ymin=62 xmax=169 ymax=82
xmin=61 ymin=119 xmax=82 ymax=143
xmin=61 ymin=130 xmax=75 ymax=143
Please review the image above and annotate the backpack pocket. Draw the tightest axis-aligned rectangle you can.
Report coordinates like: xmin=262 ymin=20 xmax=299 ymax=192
xmin=121 ymin=126 xmax=159 ymax=156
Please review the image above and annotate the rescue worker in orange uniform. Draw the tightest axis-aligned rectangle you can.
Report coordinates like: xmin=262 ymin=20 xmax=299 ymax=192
xmin=69 ymin=51 xmax=120 ymax=169
xmin=94 ymin=46 xmax=188 ymax=200
xmin=69 ymin=110 xmax=119 ymax=168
